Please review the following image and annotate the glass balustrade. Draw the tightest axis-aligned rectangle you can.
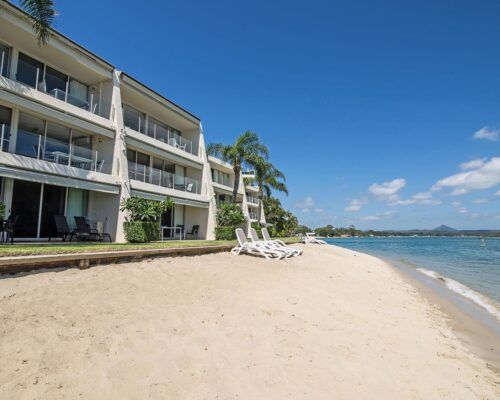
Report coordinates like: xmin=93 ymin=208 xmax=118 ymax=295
xmin=246 ymin=196 xmax=259 ymax=204
xmin=128 ymin=161 xmax=201 ymax=194
xmin=0 ymin=123 xmax=10 ymax=152
xmin=13 ymin=129 xmax=106 ymax=172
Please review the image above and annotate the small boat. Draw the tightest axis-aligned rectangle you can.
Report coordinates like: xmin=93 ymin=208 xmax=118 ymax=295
xmin=480 ymin=237 xmax=486 ymax=247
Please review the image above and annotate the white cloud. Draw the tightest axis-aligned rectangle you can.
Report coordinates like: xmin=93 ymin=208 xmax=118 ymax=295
xmin=472 ymin=199 xmax=488 ymax=204
xmin=472 ymin=127 xmax=499 ymax=141
xmin=451 ymin=201 xmax=468 ymax=214
xmin=361 ymin=215 xmax=380 ymax=221
xmin=460 ymin=158 xmax=487 ymax=171
xmin=360 ymin=210 xmax=398 ymax=221
xmin=432 ymin=157 xmax=500 ymax=195
xmin=296 ymin=197 xmax=315 ymax=213
xmin=390 ymin=191 xmax=441 ymax=206
xmin=368 ymin=178 xmax=406 ymax=202
xmin=314 ymin=208 xmax=324 ymax=213
xmin=345 ymin=199 xmax=364 ymax=212
xmin=496 ymin=190 xmax=500 ymax=196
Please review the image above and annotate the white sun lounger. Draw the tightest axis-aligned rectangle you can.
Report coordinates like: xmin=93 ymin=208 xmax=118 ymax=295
xmin=303 ymin=232 xmax=327 ymax=245
xmin=231 ymin=228 xmax=285 ymax=259
xmin=261 ymin=227 xmax=302 ymax=256
xmin=249 ymin=228 xmax=294 ymax=258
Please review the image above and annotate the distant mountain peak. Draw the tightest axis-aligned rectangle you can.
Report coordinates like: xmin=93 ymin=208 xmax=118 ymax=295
xmin=433 ymin=225 xmax=457 ymax=232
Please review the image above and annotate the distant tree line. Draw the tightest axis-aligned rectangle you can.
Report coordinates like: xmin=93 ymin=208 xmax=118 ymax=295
xmin=294 ymin=225 xmax=500 ymax=238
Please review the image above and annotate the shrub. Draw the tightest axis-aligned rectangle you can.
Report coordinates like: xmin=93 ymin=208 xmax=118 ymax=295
xmin=215 ymin=226 xmax=236 ymax=240
xmin=216 ymin=203 xmax=246 ymax=227
xmin=120 ymin=196 xmax=173 ymax=243
xmin=120 ymin=196 xmax=173 ymax=222
xmin=0 ymin=201 xmax=5 ymax=220
xmin=251 ymin=221 xmax=263 ymax=238
xmin=123 ymin=221 xmax=160 ymax=243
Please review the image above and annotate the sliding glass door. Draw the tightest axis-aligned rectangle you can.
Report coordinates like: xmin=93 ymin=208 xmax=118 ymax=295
xmin=39 ymin=185 xmax=66 ymax=238
xmin=11 ymin=180 xmax=41 ymax=238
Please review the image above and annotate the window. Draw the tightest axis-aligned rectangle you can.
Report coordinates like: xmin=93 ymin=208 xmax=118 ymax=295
xmin=44 ymin=65 xmax=68 ymax=96
xmin=0 ymin=105 xmax=12 ymax=151
xmin=16 ymin=53 xmax=43 ymax=88
xmin=0 ymin=42 xmax=10 ymax=77
xmin=123 ymin=104 xmax=146 ymax=134
xmin=127 ymin=149 xmax=150 ymax=182
xmin=16 ymin=113 xmax=45 ymax=158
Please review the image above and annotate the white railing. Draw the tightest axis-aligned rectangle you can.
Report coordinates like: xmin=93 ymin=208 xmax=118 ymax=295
xmin=19 ymin=66 xmax=100 ymax=115
xmin=213 ymin=174 xmax=231 ymax=187
xmin=128 ymin=114 xmax=197 ymax=156
xmin=14 ymin=129 xmax=107 ymax=173
xmin=128 ymin=161 xmax=201 ymax=194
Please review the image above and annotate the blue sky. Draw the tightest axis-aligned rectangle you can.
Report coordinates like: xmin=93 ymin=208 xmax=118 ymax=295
xmin=53 ymin=0 xmax=499 ymax=230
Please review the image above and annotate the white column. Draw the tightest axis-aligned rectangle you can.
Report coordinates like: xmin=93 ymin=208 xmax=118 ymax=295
xmin=8 ymin=48 xmax=18 ymax=81
xmin=8 ymin=108 xmax=19 ymax=154
xmin=198 ymin=124 xmax=216 ymax=240
xmin=110 ymin=70 xmax=130 ymax=242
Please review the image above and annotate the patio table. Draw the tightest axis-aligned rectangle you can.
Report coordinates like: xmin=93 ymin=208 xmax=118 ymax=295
xmin=160 ymin=226 xmax=184 ymax=241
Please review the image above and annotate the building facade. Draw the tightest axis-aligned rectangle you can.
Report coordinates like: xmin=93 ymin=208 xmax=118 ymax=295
xmin=0 ymin=2 xmax=265 ymax=242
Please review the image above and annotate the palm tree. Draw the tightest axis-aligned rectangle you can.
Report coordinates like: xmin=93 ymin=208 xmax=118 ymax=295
xmin=253 ymin=156 xmax=288 ymax=222
xmin=12 ymin=0 xmax=57 ymax=45
xmin=207 ymin=131 xmax=268 ymax=203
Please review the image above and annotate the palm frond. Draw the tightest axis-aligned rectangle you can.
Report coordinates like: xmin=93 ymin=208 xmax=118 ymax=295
xmin=20 ymin=0 xmax=56 ymax=46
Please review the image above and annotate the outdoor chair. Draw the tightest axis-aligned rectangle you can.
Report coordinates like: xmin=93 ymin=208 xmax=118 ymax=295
xmin=1 ymin=215 xmax=19 ymax=244
xmin=231 ymin=228 xmax=285 ymax=259
xmin=49 ymin=215 xmax=75 ymax=242
xmin=186 ymin=225 xmax=199 ymax=239
xmin=74 ymin=216 xmax=111 ymax=242
xmin=262 ymin=227 xmax=302 ymax=256
xmin=249 ymin=228 xmax=294 ymax=258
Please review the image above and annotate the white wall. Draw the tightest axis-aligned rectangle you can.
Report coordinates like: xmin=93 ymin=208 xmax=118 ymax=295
xmin=87 ymin=191 xmax=120 ymax=241
xmin=184 ymin=205 xmax=210 ymax=239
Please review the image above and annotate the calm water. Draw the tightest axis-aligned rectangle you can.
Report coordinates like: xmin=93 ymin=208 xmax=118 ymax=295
xmin=325 ymin=237 xmax=500 ymax=318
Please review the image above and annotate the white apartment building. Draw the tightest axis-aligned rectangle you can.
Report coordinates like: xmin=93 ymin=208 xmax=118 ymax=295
xmin=0 ymin=2 xmax=265 ymax=242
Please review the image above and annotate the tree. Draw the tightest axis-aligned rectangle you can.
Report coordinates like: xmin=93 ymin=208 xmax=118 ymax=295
xmin=13 ymin=0 xmax=57 ymax=46
xmin=263 ymin=196 xmax=298 ymax=237
xmin=207 ymin=131 xmax=268 ymax=202
xmin=252 ymin=156 xmax=288 ymax=222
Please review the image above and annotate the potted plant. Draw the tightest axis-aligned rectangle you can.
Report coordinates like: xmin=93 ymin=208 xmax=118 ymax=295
xmin=120 ymin=196 xmax=173 ymax=243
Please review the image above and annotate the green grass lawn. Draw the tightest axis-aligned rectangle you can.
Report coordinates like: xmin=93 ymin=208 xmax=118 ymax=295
xmin=0 ymin=237 xmax=300 ymax=257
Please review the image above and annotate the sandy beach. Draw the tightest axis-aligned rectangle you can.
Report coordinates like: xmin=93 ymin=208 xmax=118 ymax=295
xmin=0 ymin=244 xmax=498 ymax=399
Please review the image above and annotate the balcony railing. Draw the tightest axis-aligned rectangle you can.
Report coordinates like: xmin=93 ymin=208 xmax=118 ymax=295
xmin=212 ymin=174 xmax=231 ymax=187
xmin=6 ymin=128 xmax=107 ymax=173
xmin=18 ymin=66 xmax=100 ymax=115
xmin=246 ymin=195 xmax=259 ymax=204
xmin=249 ymin=211 xmax=258 ymax=220
xmin=128 ymin=161 xmax=201 ymax=194
xmin=124 ymin=110 xmax=198 ymax=156
xmin=0 ymin=123 xmax=11 ymax=152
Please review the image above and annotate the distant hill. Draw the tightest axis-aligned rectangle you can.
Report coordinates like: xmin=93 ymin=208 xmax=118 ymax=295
xmin=432 ymin=225 xmax=457 ymax=232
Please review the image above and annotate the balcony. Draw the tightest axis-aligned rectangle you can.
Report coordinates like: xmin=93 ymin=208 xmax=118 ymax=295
xmin=128 ymin=161 xmax=201 ymax=195
xmin=249 ymin=211 xmax=258 ymax=220
xmin=212 ymin=174 xmax=231 ymax=187
xmin=0 ymin=125 xmax=108 ymax=173
xmin=123 ymin=105 xmax=197 ymax=156
xmin=246 ymin=195 xmax=259 ymax=205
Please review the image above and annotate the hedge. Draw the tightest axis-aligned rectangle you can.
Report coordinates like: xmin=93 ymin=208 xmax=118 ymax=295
xmin=215 ymin=226 xmax=236 ymax=240
xmin=123 ymin=221 xmax=160 ymax=243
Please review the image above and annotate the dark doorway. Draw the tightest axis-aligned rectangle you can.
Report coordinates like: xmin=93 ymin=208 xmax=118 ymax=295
xmin=11 ymin=180 xmax=41 ymax=238
xmin=161 ymin=208 xmax=174 ymax=239
xmin=40 ymin=184 xmax=66 ymax=238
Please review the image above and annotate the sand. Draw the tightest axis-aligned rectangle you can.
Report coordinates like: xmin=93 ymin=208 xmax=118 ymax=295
xmin=0 ymin=244 xmax=498 ymax=399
